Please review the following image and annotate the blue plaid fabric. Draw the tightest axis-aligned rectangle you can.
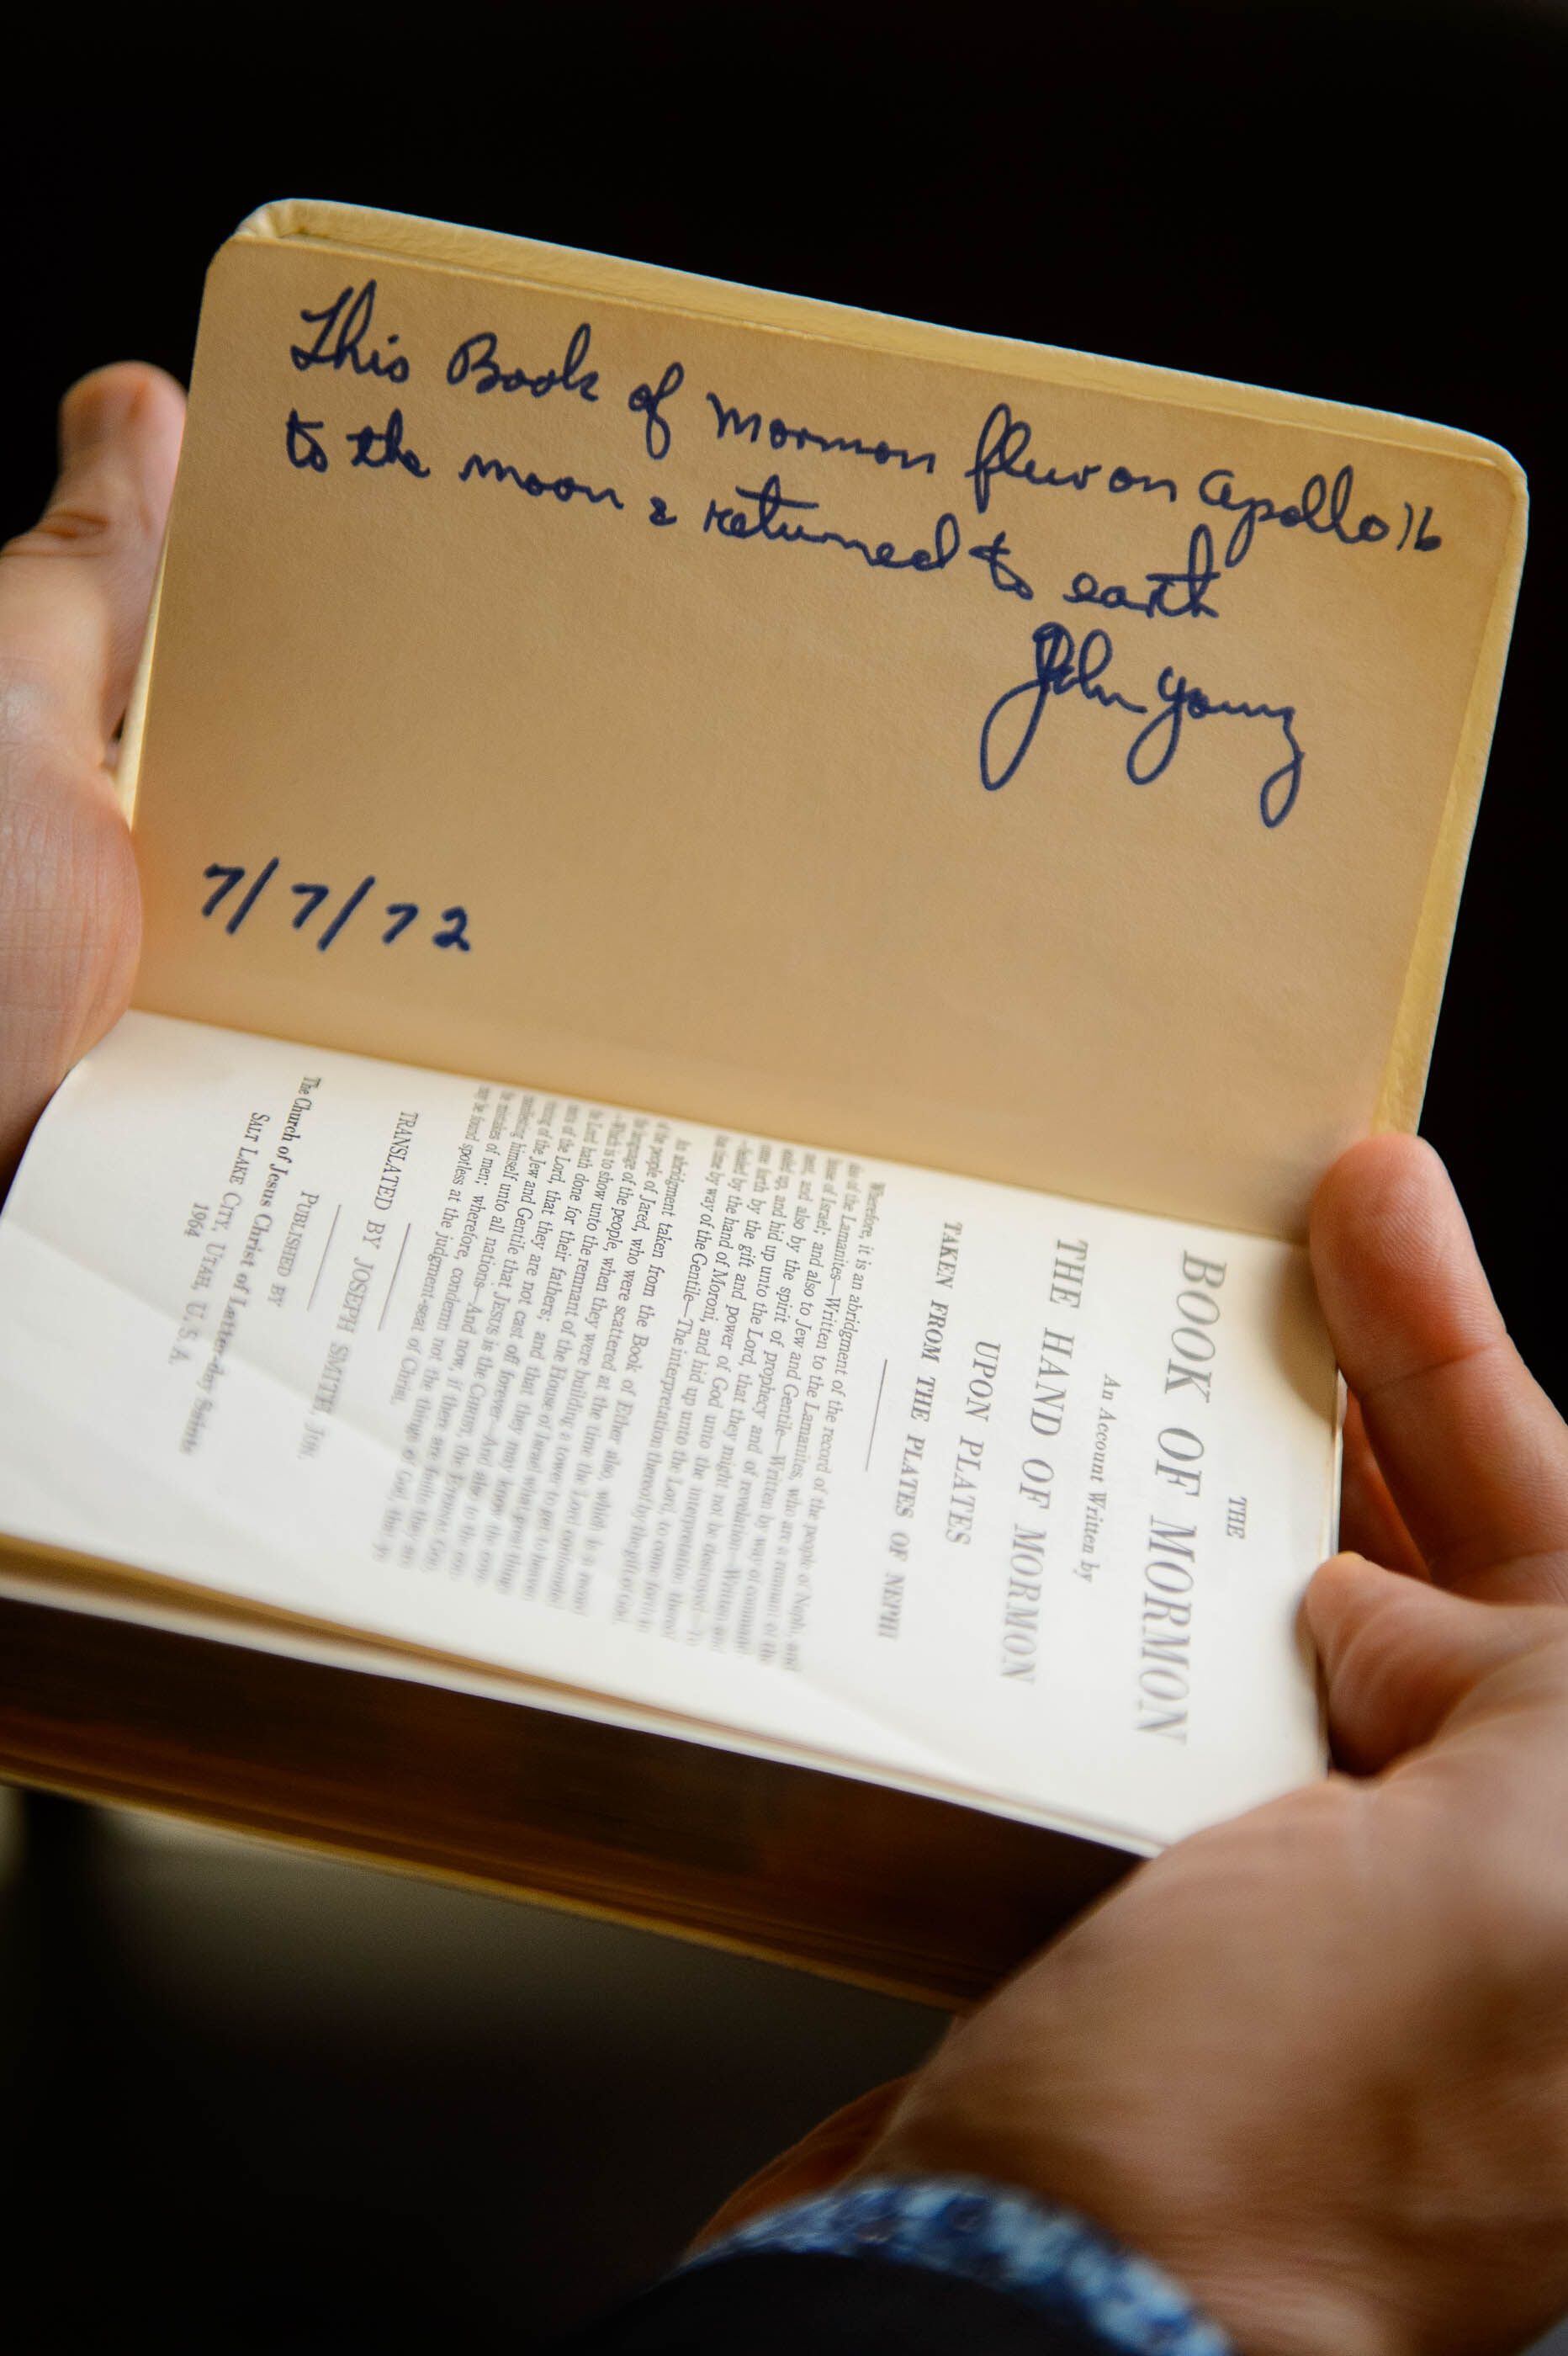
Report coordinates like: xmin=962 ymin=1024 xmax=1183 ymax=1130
xmin=684 ymin=2177 xmax=1230 ymax=2353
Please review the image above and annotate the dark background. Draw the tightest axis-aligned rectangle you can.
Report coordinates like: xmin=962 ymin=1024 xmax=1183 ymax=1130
xmin=0 ymin=8 xmax=1564 ymax=2344
xmin=5 ymin=0 xmax=1561 ymax=1392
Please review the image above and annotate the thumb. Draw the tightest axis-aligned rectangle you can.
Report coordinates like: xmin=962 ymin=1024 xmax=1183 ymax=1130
xmin=1306 ymin=1552 xmax=1551 ymax=1773
xmin=0 ymin=363 xmax=185 ymax=753
xmin=0 ymin=365 xmax=183 ymax=1188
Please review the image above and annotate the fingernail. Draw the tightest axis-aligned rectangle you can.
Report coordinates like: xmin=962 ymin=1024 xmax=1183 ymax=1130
xmin=59 ymin=370 xmax=141 ymax=464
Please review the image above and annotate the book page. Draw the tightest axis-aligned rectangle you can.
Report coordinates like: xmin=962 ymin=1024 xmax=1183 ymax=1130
xmin=0 ymin=1015 xmax=1336 ymax=1851
xmin=125 ymin=210 xmax=1524 ymax=1241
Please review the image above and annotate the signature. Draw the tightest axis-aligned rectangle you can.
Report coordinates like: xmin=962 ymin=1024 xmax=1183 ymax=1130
xmin=979 ymin=621 xmax=1303 ymax=828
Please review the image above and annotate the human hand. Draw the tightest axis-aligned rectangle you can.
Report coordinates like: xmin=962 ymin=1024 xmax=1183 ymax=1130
xmin=0 ymin=365 xmax=184 ymax=1191
xmin=710 ymin=1136 xmax=1568 ymax=2356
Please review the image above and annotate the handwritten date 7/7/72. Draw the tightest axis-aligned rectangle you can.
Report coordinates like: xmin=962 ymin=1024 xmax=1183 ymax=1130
xmin=200 ymin=860 xmax=472 ymax=952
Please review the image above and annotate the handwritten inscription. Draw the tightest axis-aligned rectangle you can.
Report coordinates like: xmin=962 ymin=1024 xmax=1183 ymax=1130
xmin=458 ymin=453 xmax=623 ymax=509
xmin=703 ymin=475 xmax=961 ymax=576
xmin=707 ymin=390 xmax=937 ymax=476
xmin=266 ymin=277 xmax=1459 ymax=835
xmin=629 ymin=361 xmax=685 ymax=459
xmin=445 ymin=321 xmax=600 ymax=404
xmin=286 ymin=408 xmax=429 ymax=477
xmin=290 ymin=282 xmax=409 ymax=381
xmin=201 ymin=861 xmax=473 ymax=953
xmin=1065 ymin=524 xmax=1221 ymax=621
xmin=1197 ymin=463 xmax=1435 ymax=567
xmin=980 ymin=623 xmax=1304 ymax=830
xmin=968 ymin=402 xmax=1177 ymax=515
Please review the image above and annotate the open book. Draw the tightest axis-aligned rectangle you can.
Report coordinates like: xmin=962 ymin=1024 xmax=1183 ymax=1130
xmin=0 ymin=202 xmax=1525 ymax=1999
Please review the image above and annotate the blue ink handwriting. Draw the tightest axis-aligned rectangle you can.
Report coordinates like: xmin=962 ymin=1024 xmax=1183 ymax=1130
xmin=707 ymin=393 xmax=937 ymax=476
xmin=446 ymin=322 xmax=599 ymax=402
xmin=967 ymin=402 xmax=1177 ymax=517
xmin=347 ymin=410 xmax=430 ymax=475
xmin=1198 ymin=463 xmax=1419 ymax=568
xmin=286 ymin=411 xmax=329 ymax=472
xmin=1064 ymin=523 xmax=1220 ymax=619
xmin=458 ymin=454 xmax=624 ymax=509
xmin=980 ymin=623 xmax=1146 ymax=790
xmin=1396 ymin=501 xmax=1442 ymax=552
xmin=968 ymin=530 xmax=1034 ymax=599
xmin=290 ymin=284 xmax=409 ymax=382
xmin=1128 ymin=666 xmax=1303 ymax=826
xmin=629 ymin=361 xmax=685 ymax=459
xmin=979 ymin=621 xmax=1302 ymax=827
xmin=201 ymin=863 xmax=474 ymax=951
xmin=703 ymin=475 xmax=960 ymax=574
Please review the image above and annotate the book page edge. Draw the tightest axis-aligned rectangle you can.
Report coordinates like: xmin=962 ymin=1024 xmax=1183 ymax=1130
xmin=0 ymin=1547 xmax=1163 ymax=1861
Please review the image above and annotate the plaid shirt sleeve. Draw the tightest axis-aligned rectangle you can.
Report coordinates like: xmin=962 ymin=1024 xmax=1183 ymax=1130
xmin=680 ymin=2175 xmax=1231 ymax=2355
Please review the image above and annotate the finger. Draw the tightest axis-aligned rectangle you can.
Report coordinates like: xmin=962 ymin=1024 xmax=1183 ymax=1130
xmin=1311 ymin=1135 xmax=1568 ymax=1602
xmin=1306 ymin=1552 xmax=1555 ymax=1772
xmin=0 ymin=364 xmax=185 ymax=760
xmin=686 ymin=2079 xmax=909 ymax=2251
xmin=1337 ymin=1392 xmax=1428 ymax=1579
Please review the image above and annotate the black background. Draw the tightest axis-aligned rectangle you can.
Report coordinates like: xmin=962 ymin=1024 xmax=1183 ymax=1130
xmin=5 ymin=0 xmax=1561 ymax=1393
